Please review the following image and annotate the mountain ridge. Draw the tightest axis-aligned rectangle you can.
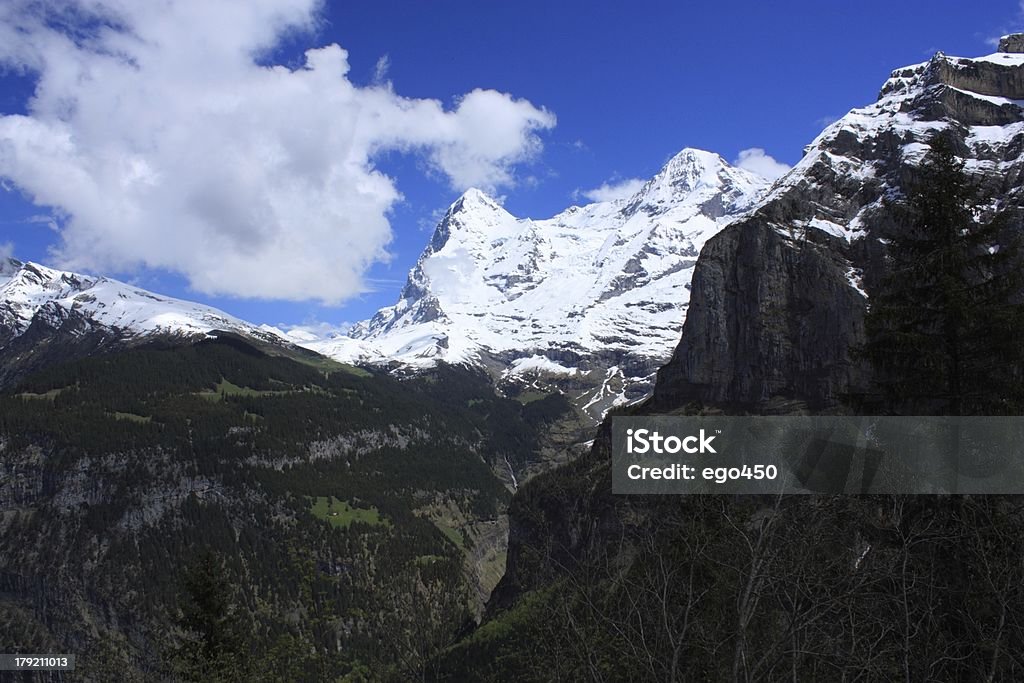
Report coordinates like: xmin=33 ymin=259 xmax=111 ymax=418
xmin=0 ymin=257 xmax=278 ymax=343
xmin=0 ymin=256 xmax=291 ymax=387
xmin=653 ymin=45 xmax=1024 ymax=412
xmin=446 ymin=40 xmax=1024 ymax=682
xmin=301 ymin=147 xmax=771 ymax=417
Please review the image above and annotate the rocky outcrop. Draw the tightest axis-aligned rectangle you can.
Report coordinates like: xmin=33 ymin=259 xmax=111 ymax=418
xmin=651 ymin=220 xmax=869 ymax=412
xmin=999 ymin=33 xmax=1024 ymax=54
xmin=651 ymin=46 xmax=1024 ymax=413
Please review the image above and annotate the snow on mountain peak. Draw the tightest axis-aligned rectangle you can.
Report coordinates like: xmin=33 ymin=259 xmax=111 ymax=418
xmin=301 ymin=147 xmax=772 ymax=414
xmin=0 ymin=259 xmax=276 ymax=343
xmin=621 ymin=148 xmax=767 ymax=221
xmin=424 ymin=187 xmax=518 ymax=256
xmin=446 ymin=188 xmax=513 ymax=230
xmin=454 ymin=187 xmax=504 ymax=211
xmin=663 ymin=147 xmax=726 ymax=179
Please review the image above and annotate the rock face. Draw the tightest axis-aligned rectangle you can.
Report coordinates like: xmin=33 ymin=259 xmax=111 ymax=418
xmin=999 ymin=33 xmax=1024 ymax=54
xmin=652 ymin=223 xmax=869 ymax=412
xmin=497 ymin=36 xmax=1024 ymax=619
xmin=652 ymin=46 xmax=1024 ymax=413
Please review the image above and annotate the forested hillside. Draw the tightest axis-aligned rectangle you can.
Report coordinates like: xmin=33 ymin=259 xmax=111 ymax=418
xmin=0 ymin=333 xmax=570 ymax=681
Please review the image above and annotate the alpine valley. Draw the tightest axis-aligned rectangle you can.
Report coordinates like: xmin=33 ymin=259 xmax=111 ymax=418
xmin=2 ymin=37 xmax=1024 ymax=682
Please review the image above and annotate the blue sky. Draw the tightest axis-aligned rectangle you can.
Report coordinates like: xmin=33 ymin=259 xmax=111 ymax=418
xmin=0 ymin=0 xmax=1021 ymax=333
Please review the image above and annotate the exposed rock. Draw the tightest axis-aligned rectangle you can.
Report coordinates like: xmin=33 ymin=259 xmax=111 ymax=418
xmin=999 ymin=33 xmax=1024 ymax=54
xmin=931 ymin=54 xmax=1024 ymax=101
xmin=651 ymin=47 xmax=1024 ymax=412
xmin=652 ymin=220 xmax=867 ymax=412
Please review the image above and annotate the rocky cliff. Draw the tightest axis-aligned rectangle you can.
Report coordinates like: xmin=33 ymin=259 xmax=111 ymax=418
xmin=454 ymin=38 xmax=1024 ymax=681
xmin=653 ymin=41 xmax=1024 ymax=413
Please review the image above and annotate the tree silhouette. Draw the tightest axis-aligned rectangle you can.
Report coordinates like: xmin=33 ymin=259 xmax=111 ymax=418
xmin=171 ymin=550 xmax=251 ymax=682
xmin=863 ymin=133 xmax=1024 ymax=415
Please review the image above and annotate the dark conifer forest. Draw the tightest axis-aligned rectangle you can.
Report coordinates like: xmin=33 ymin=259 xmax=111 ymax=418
xmin=0 ymin=334 xmax=571 ymax=680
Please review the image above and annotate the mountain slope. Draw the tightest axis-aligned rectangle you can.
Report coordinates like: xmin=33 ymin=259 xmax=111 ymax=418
xmin=653 ymin=45 xmax=1024 ymax=412
xmin=307 ymin=149 xmax=770 ymax=418
xmin=0 ymin=257 xmax=284 ymax=387
xmin=439 ymin=40 xmax=1024 ymax=681
xmin=0 ymin=333 xmax=573 ymax=680
xmin=0 ymin=258 xmax=278 ymax=343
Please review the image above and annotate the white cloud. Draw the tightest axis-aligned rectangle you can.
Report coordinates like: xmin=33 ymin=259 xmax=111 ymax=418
xmin=372 ymin=54 xmax=391 ymax=84
xmin=0 ymin=241 xmax=13 ymax=261
xmin=732 ymin=148 xmax=791 ymax=181
xmin=262 ymin=320 xmax=352 ymax=342
xmin=26 ymin=214 xmax=60 ymax=232
xmin=0 ymin=0 xmax=555 ymax=304
xmin=579 ymin=178 xmax=646 ymax=203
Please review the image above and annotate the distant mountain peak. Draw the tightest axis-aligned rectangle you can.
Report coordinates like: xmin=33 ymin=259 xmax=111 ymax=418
xmin=0 ymin=259 xmax=276 ymax=344
xmin=454 ymin=187 xmax=503 ymax=209
xmin=622 ymin=147 xmax=765 ymax=221
xmin=300 ymin=146 xmax=771 ymax=417
xmin=664 ymin=147 xmax=726 ymax=171
xmin=445 ymin=188 xmax=512 ymax=228
xmin=426 ymin=186 xmax=519 ymax=256
xmin=652 ymin=148 xmax=735 ymax=190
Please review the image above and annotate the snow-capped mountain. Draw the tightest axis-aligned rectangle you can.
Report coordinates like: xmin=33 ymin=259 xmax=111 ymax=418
xmin=7 ymin=42 xmax=1016 ymax=416
xmin=304 ymin=148 xmax=770 ymax=416
xmin=653 ymin=41 xmax=1024 ymax=412
xmin=0 ymin=258 xmax=277 ymax=348
xmin=757 ymin=46 xmax=1024 ymax=246
xmin=0 ymin=258 xmax=280 ymax=374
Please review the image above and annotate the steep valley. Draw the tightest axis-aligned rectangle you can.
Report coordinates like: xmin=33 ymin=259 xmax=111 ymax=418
xmin=2 ymin=35 xmax=1024 ymax=683
xmin=0 ymin=333 xmax=569 ymax=680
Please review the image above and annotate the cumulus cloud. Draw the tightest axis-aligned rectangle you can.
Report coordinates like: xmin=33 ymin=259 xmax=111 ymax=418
xmin=579 ymin=178 xmax=646 ymax=203
xmin=0 ymin=0 xmax=555 ymax=303
xmin=732 ymin=148 xmax=791 ymax=181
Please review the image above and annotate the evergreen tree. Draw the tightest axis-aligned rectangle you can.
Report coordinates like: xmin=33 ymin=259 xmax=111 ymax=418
xmin=171 ymin=550 xmax=252 ymax=682
xmin=863 ymin=133 xmax=1024 ymax=415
